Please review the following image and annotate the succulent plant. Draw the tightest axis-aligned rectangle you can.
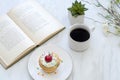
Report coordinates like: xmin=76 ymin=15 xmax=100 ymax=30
xmin=68 ymin=0 xmax=88 ymax=17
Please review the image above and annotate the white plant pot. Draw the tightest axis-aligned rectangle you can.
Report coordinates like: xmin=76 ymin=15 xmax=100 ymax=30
xmin=68 ymin=11 xmax=84 ymax=25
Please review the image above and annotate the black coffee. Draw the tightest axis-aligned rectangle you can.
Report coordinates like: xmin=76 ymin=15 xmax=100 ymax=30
xmin=70 ymin=28 xmax=90 ymax=42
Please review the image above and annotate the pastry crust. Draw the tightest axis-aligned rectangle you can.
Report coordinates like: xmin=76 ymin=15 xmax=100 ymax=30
xmin=39 ymin=53 xmax=61 ymax=73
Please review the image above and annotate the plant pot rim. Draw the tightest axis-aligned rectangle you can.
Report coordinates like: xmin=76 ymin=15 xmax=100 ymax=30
xmin=68 ymin=11 xmax=85 ymax=18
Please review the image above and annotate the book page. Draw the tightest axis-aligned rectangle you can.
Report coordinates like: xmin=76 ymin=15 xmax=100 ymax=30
xmin=0 ymin=15 xmax=35 ymax=67
xmin=7 ymin=1 xmax=65 ymax=44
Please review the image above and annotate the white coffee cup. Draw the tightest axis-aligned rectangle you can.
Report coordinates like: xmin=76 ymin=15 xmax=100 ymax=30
xmin=68 ymin=24 xmax=92 ymax=51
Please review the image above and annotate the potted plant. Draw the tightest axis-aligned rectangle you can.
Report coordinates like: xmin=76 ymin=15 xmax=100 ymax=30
xmin=68 ymin=0 xmax=88 ymax=24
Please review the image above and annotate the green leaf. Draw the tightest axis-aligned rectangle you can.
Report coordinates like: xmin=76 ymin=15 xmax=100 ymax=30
xmin=116 ymin=0 xmax=120 ymax=3
xmin=95 ymin=3 xmax=101 ymax=7
xmin=75 ymin=0 xmax=78 ymax=4
xmin=105 ymin=15 xmax=111 ymax=19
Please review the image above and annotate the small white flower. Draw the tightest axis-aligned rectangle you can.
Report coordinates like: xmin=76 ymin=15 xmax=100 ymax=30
xmin=103 ymin=23 xmax=109 ymax=36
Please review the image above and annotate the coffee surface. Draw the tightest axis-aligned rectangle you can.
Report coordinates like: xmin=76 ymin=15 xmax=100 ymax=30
xmin=70 ymin=28 xmax=90 ymax=42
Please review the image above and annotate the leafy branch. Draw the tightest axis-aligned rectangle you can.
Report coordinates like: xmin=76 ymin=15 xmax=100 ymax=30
xmin=95 ymin=0 xmax=120 ymax=36
xmin=82 ymin=0 xmax=120 ymax=36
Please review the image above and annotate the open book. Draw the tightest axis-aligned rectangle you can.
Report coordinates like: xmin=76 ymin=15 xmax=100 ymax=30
xmin=0 ymin=1 xmax=65 ymax=69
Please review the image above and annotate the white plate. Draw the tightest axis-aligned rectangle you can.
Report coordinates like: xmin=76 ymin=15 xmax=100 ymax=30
xmin=28 ymin=44 xmax=72 ymax=80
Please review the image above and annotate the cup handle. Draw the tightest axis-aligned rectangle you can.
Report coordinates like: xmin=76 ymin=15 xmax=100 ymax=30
xmin=90 ymin=25 xmax=95 ymax=32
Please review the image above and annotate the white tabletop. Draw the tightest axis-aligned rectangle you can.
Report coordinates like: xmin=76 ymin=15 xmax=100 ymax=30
xmin=0 ymin=0 xmax=120 ymax=80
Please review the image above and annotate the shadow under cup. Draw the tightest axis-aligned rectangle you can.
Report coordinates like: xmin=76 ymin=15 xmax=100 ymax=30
xmin=68 ymin=24 xmax=91 ymax=51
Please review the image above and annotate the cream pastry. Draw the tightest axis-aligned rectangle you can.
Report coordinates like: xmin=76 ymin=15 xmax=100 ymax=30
xmin=39 ymin=52 xmax=61 ymax=73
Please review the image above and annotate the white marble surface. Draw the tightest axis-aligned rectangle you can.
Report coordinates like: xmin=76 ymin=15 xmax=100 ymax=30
xmin=0 ymin=0 xmax=120 ymax=80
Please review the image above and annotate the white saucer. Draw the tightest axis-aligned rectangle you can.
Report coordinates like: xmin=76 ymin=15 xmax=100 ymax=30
xmin=28 ymin=44 xmax=72 ymax=80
